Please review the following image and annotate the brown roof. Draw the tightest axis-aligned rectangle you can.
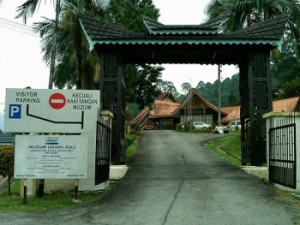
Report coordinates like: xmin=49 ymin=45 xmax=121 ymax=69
xmin=175 ymin=88 xmax=228 ymax=115
xmin=131 ymin=93 xmax=299 ymax=128
xmin=130 ymin=107 xmax=150 ymax=128
xmin=221 ymin=97 xmax=300 ymax=124
xmin=156 ymin=91 xmax=179 ymax=103
xmin=273 ymin=97 xmax=300 ymax=112
xmin=150 ymin=100 xmax=180 ymax=117
xmin=130 ymin=92 xmax=180 ymax=129
xmin=221 ymin=106 xmax=240 ymax=124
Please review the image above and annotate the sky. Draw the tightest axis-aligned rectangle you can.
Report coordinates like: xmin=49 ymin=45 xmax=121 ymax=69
xmin=0 ymin=0 xmax=239 ymax=131
xmin=151 ymin=0 xmax=238 ymax=90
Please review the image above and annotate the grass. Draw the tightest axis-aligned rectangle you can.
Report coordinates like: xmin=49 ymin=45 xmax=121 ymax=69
xmin=0 ymin=179 xmax=117 ymax=212
xmin=2 ymin=131 xmax=299 ymax=211
xmin=0 ymin=133 xmax=141 ymax=212
xmin=204 ymin=131 xmax=300 ymax=208
xmin=125 ymin=132 xmax=140 ymax=163
xmin=204 ymin=131 xmax=241 ymax=167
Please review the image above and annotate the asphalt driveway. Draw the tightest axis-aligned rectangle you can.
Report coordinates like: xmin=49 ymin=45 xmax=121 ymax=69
xmin=1 ymin=130 xmax=299 ymax=225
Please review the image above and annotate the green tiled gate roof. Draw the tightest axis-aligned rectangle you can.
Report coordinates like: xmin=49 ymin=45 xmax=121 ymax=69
xmin=79 ymin=14 xmax=288 ymax=65
xmin=80 ymin=14 xmax=287 ymax=49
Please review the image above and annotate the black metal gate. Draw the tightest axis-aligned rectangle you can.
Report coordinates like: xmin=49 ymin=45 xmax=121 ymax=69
xmin=95 ymin=118 xmax=111 ymax=185
xmin=269 ymin=115 xmax=296 ymax=189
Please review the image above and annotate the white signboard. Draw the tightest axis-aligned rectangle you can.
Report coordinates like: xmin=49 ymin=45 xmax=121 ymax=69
xmin=14 ymin=135 xmax=88 ymax=179
xmin=4 ymin=88 xmax=100 ymax=133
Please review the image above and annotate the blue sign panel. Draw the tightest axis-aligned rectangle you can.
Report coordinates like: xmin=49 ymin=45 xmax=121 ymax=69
xmin=9 ymin=104 xmax=21 ymax=119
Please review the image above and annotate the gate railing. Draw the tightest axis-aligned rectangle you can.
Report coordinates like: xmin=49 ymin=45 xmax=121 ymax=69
xmin=95 ymin=116 xmax=112 ymax=185
xmin=268 ymin=114 xmax=296 ymax=189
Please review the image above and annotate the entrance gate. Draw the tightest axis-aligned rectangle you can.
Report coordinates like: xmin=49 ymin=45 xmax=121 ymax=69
xmin=269 ymin=115 xmax=297 ymax=189
xmin=79 ymin=14 xmax=288 ymax=165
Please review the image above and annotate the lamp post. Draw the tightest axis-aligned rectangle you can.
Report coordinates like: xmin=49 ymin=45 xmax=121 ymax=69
xmin=217 ymin=65 xmax=222 ymax=126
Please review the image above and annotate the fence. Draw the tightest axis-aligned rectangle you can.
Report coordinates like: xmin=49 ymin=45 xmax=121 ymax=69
xmin=95 ymin=114 xmax=112 ymax=185
xmin=264 ymin=112 xmax=299 ymax=190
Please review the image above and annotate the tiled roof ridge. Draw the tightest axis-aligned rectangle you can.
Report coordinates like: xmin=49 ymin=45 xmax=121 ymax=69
xmin=156 ymin=91 xmax=179 ymax=103
xmin=80 ymin=14 xmax=287 ymax=48
xmin=143 ymin=15 xmax=219 ymax=35
xmin=130 ymin=107 xmax=150 ymax=125
xmin=143 ymin=15 xmax=219 ymax=29
xmin=175 ymin=88 xmax=227 ymax=115
xmin=143 ymin=15 xmax=164 ymax=29
xmin=79 ymin=16 xmax=144 ymax=38
xmin=154 ymin=100 xmax=180 ymax=105
xmin=273 ymin=96 xmax=299 ymax=103
xmin=224 ymin=13 xmax=288 ymax=39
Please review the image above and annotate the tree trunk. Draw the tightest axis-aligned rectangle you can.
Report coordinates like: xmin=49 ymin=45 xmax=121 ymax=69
xmin=7 ymin=176 xmax=11 ymax=195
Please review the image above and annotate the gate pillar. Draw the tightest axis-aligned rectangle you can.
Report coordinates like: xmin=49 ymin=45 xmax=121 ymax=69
xmin=239 ymin=51 xmax=272 ymax=166
xmin=99 ymin=53 xmax=126 ymax=164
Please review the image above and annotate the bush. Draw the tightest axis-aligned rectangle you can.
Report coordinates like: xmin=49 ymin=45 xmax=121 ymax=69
xmin=0 ymin=145 xmax=15 ymax=195
xmin=176 ymin=123 xmax=184 ymax=131
xmin=133 ymin=122 xmax=141 ymax=133
xmin=184 ymin=120 xmax=192 ymax=132
xmin=125 ymin=134 xmax=136 ymax=149
xmin=125 ymin=133 xmax=139 ymax=163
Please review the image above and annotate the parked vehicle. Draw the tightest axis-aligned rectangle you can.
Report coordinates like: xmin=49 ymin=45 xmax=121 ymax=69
xmin=213 ymin=125 xmax=229 ymax=134
xmin=193 ymin=121 xmax=210 ymax=130
xmin=228 ymin=120 xmax=241 ymax=130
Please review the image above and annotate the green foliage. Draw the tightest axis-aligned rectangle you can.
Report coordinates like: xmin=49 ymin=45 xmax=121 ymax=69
xmin=0 ymin=180 xmax=114 ymax=212
xmin=271 ymin=40 xmax=300 ymax=99
xmin=196 ymin=74 xmax=240 ymax=107
xmin=176 ymin=123 xmax=185 ymax=131
xmin=31 ymin=0 xmax=105 ymax=89
xmin=125 ymin=64 xmax=163 ymax=109
xmin=181 ymin=82 xmax=192 ymax=95
xmin=125 ymin=133 xmax=139 ymax=163
xmin=206 ymin=0 xmax=300 ymax=54
xmin=205 ymin=0 xmax=300 ymax=101
xmin=126 ymin=103 xmax=140 ymax=119
xmin=205 ymin=132 xmax=241 ymax=167
xmin=105 ymin=0 xmax=159 ymax=32
xmin=105 ymin=0 xmax=162 ymax=109
xmin=176 ymin=120 xmax=193 ymax=132
xmin=156 ymin=79 xmax=181 ymax=99
xmin=125 ymin=134 xmax=136 ymax=149
xmin=0 ymin=146 xmax=14 ymax=195
xmin=0 ymin=146 xmax=14 ymax=178
xmin=133 ymin=122 xmax=142 ymax=133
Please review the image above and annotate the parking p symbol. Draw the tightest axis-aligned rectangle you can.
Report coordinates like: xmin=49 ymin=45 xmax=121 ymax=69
xmin=9 ymin=104 xmax=22 ymax=119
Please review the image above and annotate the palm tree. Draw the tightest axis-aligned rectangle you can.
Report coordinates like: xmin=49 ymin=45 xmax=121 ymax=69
xmin=206 ymin=0 xmax=258 ymax=32
xmin=16 ymin=0 xmax=61 ymax=88
xmin=17 ymin=0 xmax=105 ymax=89
xmin=105 ymin=0 xmax=162 ymax=109
xmin=205 ymin=0 xmax=300 ymax=53
xmin=181 ymin=82 xmax=192 ymax=95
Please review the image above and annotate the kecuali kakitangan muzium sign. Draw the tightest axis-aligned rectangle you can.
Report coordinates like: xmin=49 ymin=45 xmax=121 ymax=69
xmin=4 ymin=88 xmax=100 ymax=133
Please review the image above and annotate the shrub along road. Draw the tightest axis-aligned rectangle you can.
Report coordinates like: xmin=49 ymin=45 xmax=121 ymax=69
xmin=0 ymin=130 xmax=299 ymax=225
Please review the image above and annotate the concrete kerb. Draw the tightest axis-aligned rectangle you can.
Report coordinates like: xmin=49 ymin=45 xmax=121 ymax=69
xmin=0 ymin=176 xmax=8 ymax=194
xmin=241 ymin=166 xmax=268 ymax=181
xmin=241 ymin=166 xmax=300 ymax=194
xmin=109 ymin=165 xmax=129 ymax=180
xmin=0 ymin=176 xmax=7 ymax=186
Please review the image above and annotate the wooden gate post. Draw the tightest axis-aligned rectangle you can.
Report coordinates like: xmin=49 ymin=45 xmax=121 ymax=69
xmin=239 ymin=50 xmax=272 ymax=166
xmin=99 ymin=53 xmax=126 ymax=164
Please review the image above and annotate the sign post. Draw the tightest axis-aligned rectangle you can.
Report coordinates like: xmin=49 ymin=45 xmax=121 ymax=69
xmin=4 ymin=88 xmax=102 ymax=193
